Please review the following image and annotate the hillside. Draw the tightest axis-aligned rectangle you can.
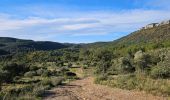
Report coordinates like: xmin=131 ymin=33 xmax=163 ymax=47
xmin=115 ymin=24 xmax=170 ymax=45
xmin=0 ymin=37 xmax=73 ymax=55
xmin=85 ymin=24 xmax=170 ymax=49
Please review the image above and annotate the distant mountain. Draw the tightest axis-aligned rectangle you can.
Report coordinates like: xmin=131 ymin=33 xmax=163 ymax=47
xmin=1 ymin=23 xmax=170 ymax=55
xmin=0 ymin=37 xmax=73 ymax=55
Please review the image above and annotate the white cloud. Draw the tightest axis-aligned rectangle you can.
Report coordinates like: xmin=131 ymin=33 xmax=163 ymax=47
xmin=0 ymin=9 xmax=170 ymax=41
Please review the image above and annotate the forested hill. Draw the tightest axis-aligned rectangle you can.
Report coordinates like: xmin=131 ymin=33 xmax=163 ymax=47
xmin=0 ymin=37 xmax=73 ymax=55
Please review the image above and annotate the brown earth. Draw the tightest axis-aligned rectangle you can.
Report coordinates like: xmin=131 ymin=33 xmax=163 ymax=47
xmin=43 ymin=77 xmax=168 ymax=100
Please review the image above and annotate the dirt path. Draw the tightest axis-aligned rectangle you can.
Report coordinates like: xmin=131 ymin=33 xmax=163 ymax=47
xmin=43 ymin=77 xmax=168 ymax=100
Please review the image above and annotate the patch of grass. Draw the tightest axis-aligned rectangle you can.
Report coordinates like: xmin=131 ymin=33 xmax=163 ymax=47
xmin=95 ymin=74 xmax=170 ymax=96
xmin=94 ymin=74 xmax=108 ymax=84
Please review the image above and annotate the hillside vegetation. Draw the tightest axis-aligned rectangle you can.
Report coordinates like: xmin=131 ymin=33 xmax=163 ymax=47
xmin=82 ymin=24 xmax=170 ymax=97
xmin=0 ymin=37 xmax=72 ymax=55
xmin=0 ymin=23 xmax=170 ymax=99
xmin=86 ymin=24 xmax=170 ymax=50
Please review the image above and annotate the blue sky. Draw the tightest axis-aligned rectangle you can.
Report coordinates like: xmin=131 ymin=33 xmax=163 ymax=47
xmin=0 ymin=0 xmax=170 ymax=43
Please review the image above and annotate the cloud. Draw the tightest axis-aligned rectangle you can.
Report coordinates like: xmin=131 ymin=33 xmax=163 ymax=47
xmin=0 ymin=9 xmax=170 ymax=42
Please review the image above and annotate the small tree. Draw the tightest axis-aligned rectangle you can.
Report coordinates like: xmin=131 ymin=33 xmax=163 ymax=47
xmin=95 ymin=50 xmax=112 ymax=74
xmin=120 ymin=57 xmax=135 ymax=73
xmin=134 ymin=50 xmax=151 ymax=74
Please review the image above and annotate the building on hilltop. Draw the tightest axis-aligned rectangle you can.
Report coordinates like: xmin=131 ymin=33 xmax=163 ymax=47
xmin=144 ymin=23 xmax=159 ymax=29
xmin=140 ymin=20 xmax=170 ymax=30
xmin=159 ymin=20 xmax=170 ymax=25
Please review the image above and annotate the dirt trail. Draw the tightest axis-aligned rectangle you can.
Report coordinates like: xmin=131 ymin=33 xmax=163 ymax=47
xmin=43 ymin=77 xmax=168 ymax=100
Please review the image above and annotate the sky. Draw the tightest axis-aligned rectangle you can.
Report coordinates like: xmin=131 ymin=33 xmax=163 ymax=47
xmin=0 ymin=0 xmax=170 ymax=43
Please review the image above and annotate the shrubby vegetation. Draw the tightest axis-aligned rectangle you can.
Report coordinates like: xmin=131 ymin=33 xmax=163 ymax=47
xmin=94 ymin=48 xmax=170 ymax=96
xmin=83 ymin=24 xmax=170 ymax=96
xmin=0 ymin=47 xmax=79 ymax=99
xmin=0 ymin=24 xmax=170 ymax=99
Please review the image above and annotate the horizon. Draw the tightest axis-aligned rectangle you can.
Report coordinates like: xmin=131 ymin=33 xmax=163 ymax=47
xmin=0 ymin=0 xmax=170 ymax=43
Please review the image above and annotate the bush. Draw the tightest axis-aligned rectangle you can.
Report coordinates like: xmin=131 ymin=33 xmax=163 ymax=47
xmin=36 ymin=68 xmax=51 ymax=77
xmin=59 ymin=67 xmax=69 ymax=73
xmin=0 ymin=63 xmax=29 ymax=83
xmin=2 ymin=85 xmax=34 ymax=99
xmin=150 ymin=66 xmax=170 ymax=79
xmin=134 ymin=51 xmax=151 ymax=73
xmin=41 ymin=78 xmax=52 ymax=86
xmin=110 ymin=57 xmax=134 ymax=75
xmin=41 ymin=70 xmax=50 ymax=77
xmin=2 ymin=63 xmax=29 ymax=77
xmin=29 ymin=66 xmax=39 ymax=71
xmin=33 ymin=85 xmax=45 ymax=97
xmin=51 ymin=77 xmax=62 ymax=86
xmin=36 ymin=68 xmax=44 ymax=76
xmin=0 ymin=70 xmax=13 ymax=83
xmin=41 ymin=77 xmax=63 ymax=87
xmin=118 ymin=57 xmax=134 ymax=73
xmin=24 ymin=71 xmax=37 ymax=77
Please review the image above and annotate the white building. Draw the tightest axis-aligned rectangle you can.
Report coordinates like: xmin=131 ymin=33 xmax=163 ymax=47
xmin=140 ymin=20 xmax=170 ymax=30
xmin=159 ymin=20 xmax=170 ymax=25
xmin=144 ymin=23 xmax=159 ymax=29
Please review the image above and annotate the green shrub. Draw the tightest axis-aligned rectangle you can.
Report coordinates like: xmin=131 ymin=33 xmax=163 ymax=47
xmin=2 ymin=85 xmax=34 ymax=99
xmin=134 ymin=51 xmax=152 ymax=73
xmin=32 ymin=85 xmax=45 ymax=97
xmin=36 ymin=68 xmax=44 ymax=76
xmin=41 ymin=70 xmax=50 ymax=77
xmin=51 ymin=77 xmax=62 ymax=86
xmin=29 ymin=66 xmax=39 ymax=71
xmin=41 ymin=78 xmax=52 ymax=86
xmin=24 ymin=71 xmax=37 ymax=77
xmin=41 ymin=77 xmax=63 ymax=87
xmin=150 ymin=66 xmax=170 ymax=79
xmin=0 ymin=70 xmax=13 ymax=83
xmin=1 ymin=63 xmax=29 ymax=80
